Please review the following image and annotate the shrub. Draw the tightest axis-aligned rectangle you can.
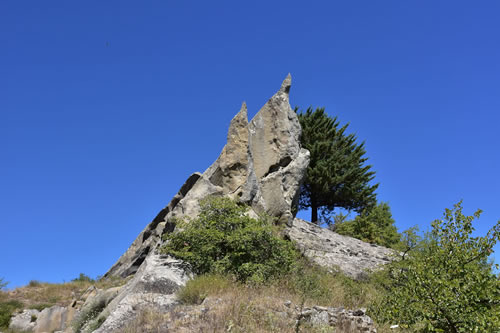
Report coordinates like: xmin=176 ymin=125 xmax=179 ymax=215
xmin=28 ymin=280 xmax=41 ymax=287
xmin=72 ymin=273 xmax=94 ymax=283
xmin=0 ymin=300 xmax=23 ymax=329
xmin=374 ymin=202 xmax=500 ymax=332
xmin=162 ymin=196 xmax=299 ymax=283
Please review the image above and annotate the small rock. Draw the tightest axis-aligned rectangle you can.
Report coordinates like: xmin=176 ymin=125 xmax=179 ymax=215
xmin=284 ymin=300 xmax=292 ymax=308
xmin=310 ymin=310 xmax=329 ymax=325
xmin=313 ymin=305 xmax=328 ymax=311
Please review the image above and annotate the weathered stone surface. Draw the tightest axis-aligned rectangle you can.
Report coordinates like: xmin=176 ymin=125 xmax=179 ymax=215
xmin=93 ymin=75 xmax=309 ymax=332
xmin=9 ymin=309 xmax=39 ymax=332
xmin=94 ymin=254 xmax=190 ymax=333
xmin=288 ymin=218 xmax=394 ymax=278
xmin=33 ymin=305 xmax=75 ymax=333
xmin=104 ymin=74 xmax=309 ymax=280
xmin=299 ymin=305 xmax=376 ymax=333
xmin=104 ymin=172 xmax=201 ymax=278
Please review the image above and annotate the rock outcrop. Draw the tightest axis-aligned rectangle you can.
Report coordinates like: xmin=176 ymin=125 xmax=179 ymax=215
xmin=288 ymin=218 xmax=394 ymax=279
xmin=91 ymin=75 xmax=310 ymax=332
xmin=105 ymin=74 xmax=309 ymax=281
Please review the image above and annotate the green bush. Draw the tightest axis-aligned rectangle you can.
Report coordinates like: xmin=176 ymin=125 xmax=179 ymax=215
xmin=28 ymin=280 xmax=41 ymax=287
xmin=0 ymin=300 xmax=23 ymax=329
xmin=334 ymin=202 xmax=401 ymax=248
xmin=72 ymin=273 xmax=95 ymax=283
xmin=373 ymin=202 xmax=500 ymax=332
xmin=162 ymin=196 xmax=299 ymax=283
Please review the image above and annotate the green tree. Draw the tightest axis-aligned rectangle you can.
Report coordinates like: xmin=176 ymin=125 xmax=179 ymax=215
xmin=162 ymin=196 xmax=298 ymax=284
xmin=296 ymin=107 xmax=378 ymax=223
xmin=374 ymin=201 xmax=500 ymax=332
xmin=334 ymin=202 xmax=401 ymax=248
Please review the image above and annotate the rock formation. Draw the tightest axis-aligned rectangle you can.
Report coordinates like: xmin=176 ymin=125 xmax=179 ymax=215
xmin=89 ymin=75 xmax=311 ymax=332
xmin=104 ymin=74 xmax=309 ymax=280
xmin=0 ymin=75 xmax=397 ymax=333
xmin=6 ymin=75 xmax=396 ymax=332
xmin=289 ymin=218 xmax=394 ymax=279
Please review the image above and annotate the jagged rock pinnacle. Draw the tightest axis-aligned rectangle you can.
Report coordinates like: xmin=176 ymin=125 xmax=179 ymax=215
xmin=280 ymin=73 xmax=292 ymax=94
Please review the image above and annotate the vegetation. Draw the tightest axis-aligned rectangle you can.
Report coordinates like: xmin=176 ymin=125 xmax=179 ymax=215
xmin=333 ymin=202 xmax=401 ymax=249
xmin=373 ymin=202 xmax=500 ymax=332
xmin=162 ymin=196 xmax=299 ymax=284
xmin=0 ymin=276 xmax=127 ymax=331
xmin=0 ymin=278 xmax=7 ymax=290
xmin=72 ymin=273 xmax=95 ymax=283
xmin=296 ymin=107 xmax=378 ymax=223
xmin=0 ymin=299 xmax=23 ymax=329
xmin=123 ymin=264 xmax=397 ymax=333
xmin=72 ymin=294 xmax=108 ymax=333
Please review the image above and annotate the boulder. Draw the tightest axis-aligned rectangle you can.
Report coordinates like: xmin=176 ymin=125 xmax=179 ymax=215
xmin=9 ymin=309 xmax=39 ymax=332
xmin=33 ymin=305 xmax=75 ymax=333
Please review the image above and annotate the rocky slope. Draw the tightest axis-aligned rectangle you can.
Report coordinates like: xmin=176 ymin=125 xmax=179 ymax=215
xmin=289 ymin=218 xmax=393 ymax=279
xmin=7 ymin=75 xmax=391 ymax=333
xmin=92 ymin=75 xmax=311 ymax=332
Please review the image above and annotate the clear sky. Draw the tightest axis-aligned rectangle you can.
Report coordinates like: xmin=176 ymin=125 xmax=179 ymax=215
xmin=1 ymin=1 xmax=499 ymax=288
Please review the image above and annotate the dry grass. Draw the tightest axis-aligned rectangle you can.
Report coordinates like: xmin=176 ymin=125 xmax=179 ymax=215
xmin=122 ymin=271 xmax=404 ymax=333
xmin=2 ymin=277 xmax=127 ymax=311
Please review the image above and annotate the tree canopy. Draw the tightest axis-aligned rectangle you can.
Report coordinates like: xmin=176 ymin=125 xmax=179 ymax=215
xmin=296 ymin=107 xmax=378 ymax=223
xmin=374 ymin=201 xmax=500 ymax=332
xmin=334 ymin=202 xmax=401 ymax=248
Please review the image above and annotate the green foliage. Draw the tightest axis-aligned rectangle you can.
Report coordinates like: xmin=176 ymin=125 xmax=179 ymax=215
xmin=285 ymin=260 xmax=379 ymax=309
xmin=296 ymin=107 xmax=378 ymax=223
xmin=334 ymin=202 xmax=401 ymax=248
xmin=162 ymin=196 xmax=299 ymax=283
xmin=374 ymin=201 xmax=500 ymax=332
xmin=0 ymin=300 xmax=23 ymax=329
xmin=72 ymin=273 xmax=95 ymax=283
xmin=28 ymin=280 xmax=41 ymax=287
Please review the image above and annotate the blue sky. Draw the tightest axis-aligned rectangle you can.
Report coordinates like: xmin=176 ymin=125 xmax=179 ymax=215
xmin=1 ymin=1 xmax=499 ymax=288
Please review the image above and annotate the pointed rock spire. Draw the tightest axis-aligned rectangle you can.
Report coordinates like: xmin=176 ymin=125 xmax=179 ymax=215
xmin=280 ymin=73 xmax=292 ymax=94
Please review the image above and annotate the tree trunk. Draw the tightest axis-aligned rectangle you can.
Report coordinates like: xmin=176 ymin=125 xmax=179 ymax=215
xmin=311 ymin=200 xmax=318 ymax=224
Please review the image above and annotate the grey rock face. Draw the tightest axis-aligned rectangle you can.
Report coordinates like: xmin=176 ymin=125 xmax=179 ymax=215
xmin=299 ymin=305 xmax=376 ymax=333
xmin=9 ymin=309 xmax=39 ymax=332
xmin=93 ymin=75 xmax=309 ymax=332
xmin=105 ymin=74 xmax=309 ymax=280
xmin=94 ymin=255 xmax=189 ymax=333
xmin=288 ymin=218 xmax=394 ymax=279
xmin=33 ymin=305 xmax=75 ymax=333
xmin=104 ymin=172 xmax=201 ymax=279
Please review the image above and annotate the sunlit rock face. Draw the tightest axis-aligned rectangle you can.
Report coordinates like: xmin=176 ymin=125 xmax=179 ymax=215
xmin=105 ymin=74 xmax=309 ymax=280
xmin=94 ymin=75 xmax=310 ymax=332
xmin=289 ymin=218 xmax=394 ymax=279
